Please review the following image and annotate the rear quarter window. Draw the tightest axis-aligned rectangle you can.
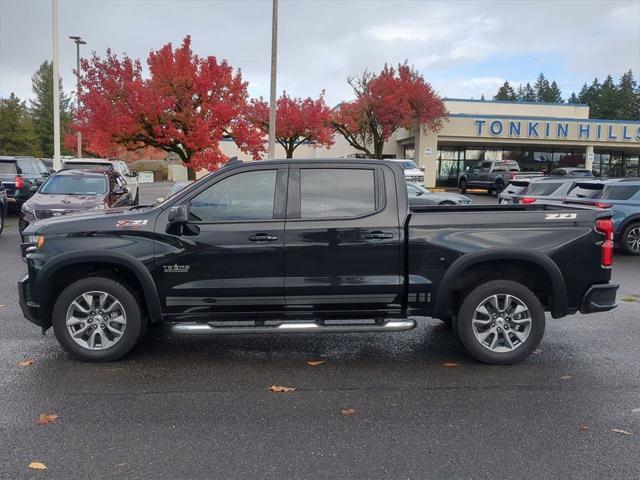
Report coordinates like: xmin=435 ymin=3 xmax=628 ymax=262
xmin=568 ymin=184 xmax=604 ymax=199
xmin=600 ymin=185 xmax=640 ymax=201
xmin=525 ymin=182 xmax=564 ymax=196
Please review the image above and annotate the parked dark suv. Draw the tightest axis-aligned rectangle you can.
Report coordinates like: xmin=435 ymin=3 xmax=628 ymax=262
xmin=19 ymin=169 xmax=132 ymax=232
xmin=0 ymin=156 xmax=50 ymax=211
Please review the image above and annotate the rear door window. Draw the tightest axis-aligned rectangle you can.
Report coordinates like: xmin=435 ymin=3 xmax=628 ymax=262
xmin=300 ymin=168 xmax=376 ymax=219
xmin=600 ymin=185 xmax=640 ymax=200
xmin=0 ymin=162 xmax=17 ymax=174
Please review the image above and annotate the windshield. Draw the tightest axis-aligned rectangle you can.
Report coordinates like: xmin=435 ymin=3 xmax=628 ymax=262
xmin=401 ymin=161 xmax=419 ymax=170
xmin=62 ymin=162 xmax=111 ymax=171
xmin=40 ymin=175 xmax=107 ymax=195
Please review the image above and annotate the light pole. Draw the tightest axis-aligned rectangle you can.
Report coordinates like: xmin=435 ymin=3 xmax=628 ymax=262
xmin=268 ymin=0 xmax=278 ymax=159
xmin=69 ymin=35 xmax=86 ymax=158
xmin=52 ymin=0 xmax=61 ymax=170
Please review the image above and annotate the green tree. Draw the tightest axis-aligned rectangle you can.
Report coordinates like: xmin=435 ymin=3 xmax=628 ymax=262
xmin=591 ymin=75 xmax=618 ymax=119
xmin=30 ymin=60 xmax=71 ymax=157
xmin=616 ymin=70 xmax=638 ymax=120
xmin=534 ymin=73 xmax=551 ymax=102
xmin=567 ymin=92 xmax=580 ymax=104
xmin=494 ymin=81 xmax=516 ymax=101
xmin=0 ymin=93 xmax=42 ymax=156
xmin=547 ymin=81 xmax=563 ymax=103
xmin=518 ymin=82 xmax=537 ymax=102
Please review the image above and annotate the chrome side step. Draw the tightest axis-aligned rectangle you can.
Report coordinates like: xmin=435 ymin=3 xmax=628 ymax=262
xmin=171 ymin=319 xmax=416 ymax=335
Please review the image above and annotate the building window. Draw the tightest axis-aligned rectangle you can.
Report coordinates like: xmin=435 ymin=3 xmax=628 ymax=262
xmin=403 ymin=145 xmax=415 ymax=160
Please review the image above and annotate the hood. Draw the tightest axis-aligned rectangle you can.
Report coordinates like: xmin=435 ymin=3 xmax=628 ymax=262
xmin=23 ymin=205 xmax=153 ymax=235
xmin=27 ymin=193 xmax=106 ymax=211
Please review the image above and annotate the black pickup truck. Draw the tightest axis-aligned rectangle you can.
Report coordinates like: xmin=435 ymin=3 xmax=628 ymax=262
xmin=19 ymin=159 xmax=618 ymax=364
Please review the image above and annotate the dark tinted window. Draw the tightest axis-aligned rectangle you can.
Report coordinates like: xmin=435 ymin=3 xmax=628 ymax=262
xmin=190 ymin=170 xmax=277 ymax=222
xmin=0 ymin=161 xmax=17 ymax=174
xmin=568 ymin=184 xmax=604 ymax=199
xmin=504 ymin=181 xmax=529 ymax=195
xmin=40 ymin=175 xmax=107 ymax=195
xmin=600 ymin=185 xmax=640 ymax=201
xmin=300 ymin=168 xmax=375 ymax=219
xmin=525 ymin=182 xmax=565 ymax=196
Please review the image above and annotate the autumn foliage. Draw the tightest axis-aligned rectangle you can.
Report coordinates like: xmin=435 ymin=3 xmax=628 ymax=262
xmin=331 ymin=63 xmax=447 ymax=159
xmin=68 ymin=36 xmax=264 ymax=170
xmin=250 ymin=92 xmax=334 ymax=158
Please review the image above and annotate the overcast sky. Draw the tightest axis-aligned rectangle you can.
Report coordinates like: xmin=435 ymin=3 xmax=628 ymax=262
xmin=1 ymin=0 xmax=639 ymax=106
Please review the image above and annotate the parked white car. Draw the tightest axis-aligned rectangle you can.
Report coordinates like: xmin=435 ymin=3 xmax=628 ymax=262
xmin=61 ymin=158 xmax=140 ymax=205
xmin=389 ymin=159 xmax=425 ymax=184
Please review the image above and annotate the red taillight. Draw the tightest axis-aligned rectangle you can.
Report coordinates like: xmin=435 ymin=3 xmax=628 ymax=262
xmin=15 ymin=176 xmax=24 ymax=190
xmin=594 ymin=202 xmax=613 ymax=209
xmin=521 ymin=197 xmax=536 ymax=204
xmin=595 ymin=218 xmax=614 ymax=268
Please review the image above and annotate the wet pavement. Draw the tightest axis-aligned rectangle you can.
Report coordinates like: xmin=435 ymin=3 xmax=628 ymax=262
xmin=0 ymin=186 xmax=638 ymax=479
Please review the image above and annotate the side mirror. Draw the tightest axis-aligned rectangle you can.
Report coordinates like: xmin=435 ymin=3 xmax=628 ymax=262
xmin=112 ymin=186 xmax=126 ymax=195
xmin=168 ymin=205 xmax=189 ymax=224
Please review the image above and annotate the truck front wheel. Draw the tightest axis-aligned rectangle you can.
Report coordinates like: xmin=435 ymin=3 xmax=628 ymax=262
xmin=455 ymin=280 xmax=545 ymax=364
xmin=52 ymin=277 xmax=145 ymax=362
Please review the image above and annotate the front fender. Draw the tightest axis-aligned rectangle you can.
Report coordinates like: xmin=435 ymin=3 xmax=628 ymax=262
xmin=433 ymin=248 xmax=568 ymax=318
xmin=33 ymin=250 xmax=163 ymax=323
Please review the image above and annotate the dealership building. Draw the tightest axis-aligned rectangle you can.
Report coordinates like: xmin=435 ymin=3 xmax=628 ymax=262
xmin=219 ymin=98 xmax=640 ymax=187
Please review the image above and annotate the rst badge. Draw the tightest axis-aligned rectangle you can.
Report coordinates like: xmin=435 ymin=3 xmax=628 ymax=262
xmin=164 ymin=264 xmax=190 ymax=273
xmin=116 ymin=219 xmax=149 ymax=228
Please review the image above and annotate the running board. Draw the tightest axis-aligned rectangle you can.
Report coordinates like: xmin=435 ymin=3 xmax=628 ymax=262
xmin=171 ymin=319 xmax=416 ymax=335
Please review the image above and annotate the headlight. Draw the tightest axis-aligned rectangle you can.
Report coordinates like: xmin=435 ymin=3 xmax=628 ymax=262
xmin=22 ymin=203 xmax=34 ymax=215
xmin=23 ymin=234 xmax=45 ymax=249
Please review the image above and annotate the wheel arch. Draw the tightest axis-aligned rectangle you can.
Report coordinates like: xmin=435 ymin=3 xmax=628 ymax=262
xmin=617 ymin=214 xmax=640 ymax=236
xmin=433 ymin=248 xmax=568 ymax=319
xmin=34 ymin=251 xmax=163 ymax=324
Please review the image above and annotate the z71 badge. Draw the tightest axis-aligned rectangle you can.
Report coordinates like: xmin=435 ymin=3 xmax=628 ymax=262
xmin=116 ymin=219 xmax=149 ymax=228
xmin=545 ymin=213 xmax=577 ymax=220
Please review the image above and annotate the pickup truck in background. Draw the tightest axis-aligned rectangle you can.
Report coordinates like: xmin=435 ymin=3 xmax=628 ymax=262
xmin=458 ymin=160 xmax=521 ymax=194
xmin=19 ymin=159 xmax=618 ymax=364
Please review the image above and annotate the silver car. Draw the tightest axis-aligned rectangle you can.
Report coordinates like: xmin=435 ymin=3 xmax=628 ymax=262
xmin=407 ymin=182 xmax=472 ymax=206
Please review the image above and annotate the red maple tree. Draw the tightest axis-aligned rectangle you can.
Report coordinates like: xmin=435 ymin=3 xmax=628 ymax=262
xmin=68 ymin=36 xmax=264 ymax=170
xmin=331 ymin=63 xmax=447 ymax=159
xmin=250 ymin=92 xmax=334 ymax=158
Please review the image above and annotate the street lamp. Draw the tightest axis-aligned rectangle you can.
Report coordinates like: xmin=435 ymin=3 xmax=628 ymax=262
xmin=69 ymin=35 xmax=86 ymax=158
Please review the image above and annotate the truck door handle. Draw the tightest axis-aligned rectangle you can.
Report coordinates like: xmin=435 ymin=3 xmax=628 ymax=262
xmin=363 ymin=231 xmax=394 ymax=240
xmin=248 ymin=233 xmax=279 ymax=242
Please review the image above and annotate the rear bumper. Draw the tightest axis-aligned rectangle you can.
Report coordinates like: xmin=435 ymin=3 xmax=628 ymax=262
xmin=580 ymin=283 xmax=619 ymax=314
xmin=18 ymin=274 xmax=45 ymax=327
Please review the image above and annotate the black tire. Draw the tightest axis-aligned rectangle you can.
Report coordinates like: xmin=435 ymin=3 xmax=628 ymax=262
xmin=439 ymin=201 xmax=455 ymax=206
xmin=133 ymin=191 xmax=139 ymax=206
xmin=459 ymin=178 xmax=467 ymax=194
xmin=494 ymin=180 xmax=505 ymax=194
xmin=52 ymin=277 xmax=145 ymax=362
xmin=620 ymin=223 xmax=640 ymax=255
xmin=0 ymin=208 xmax=4 ymax=235
xmin=455 ymin=279 xmax=545 ymax=365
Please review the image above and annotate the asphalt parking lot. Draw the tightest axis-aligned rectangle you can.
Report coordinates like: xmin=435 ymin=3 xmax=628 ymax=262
xmin=0 ymin=186 xmax=638 ymax=479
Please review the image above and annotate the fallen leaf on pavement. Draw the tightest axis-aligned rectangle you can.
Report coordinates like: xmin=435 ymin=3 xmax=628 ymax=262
xmin=341 ymin=408 xmax=356 ymax=416
xmin=560 ymin=375 xmax=572 ymax=380
xmin=28 ymin=462 xmax=47 ymax=470
xmin=17 ymin=359 xmax=34 ymax=367
xmin=579 ymin=425 xmax=589 ymax=432
xmin=268 ymin=385 xmax=296 ymax=393
xmin=621 ymin=296 xmax=639 ymax=303
xmin=36 ymin=414 xmax=59 ymax=425
xmin=610 ymin=428 xmax=633 ymax=436
xmin=306 ymin=360 xmax=325 ymax=367
xmin=443 ymin=362 xmax=458 ymax=368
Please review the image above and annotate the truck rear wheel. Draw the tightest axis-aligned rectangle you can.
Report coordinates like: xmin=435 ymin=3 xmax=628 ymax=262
xmin=455 ymin=280 xmax=545 ymax=364
xmin=52 ymin=277 xmax=145 ymax=362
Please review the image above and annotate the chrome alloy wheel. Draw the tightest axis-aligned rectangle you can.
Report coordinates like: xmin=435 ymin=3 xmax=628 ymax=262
xmin=627 ymin=226 xmax=640 ymax=254
xmin=472 ymin=294 xmax=532 ymax=353
xmin=65 ymin=291 xmax=127 ymax=350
